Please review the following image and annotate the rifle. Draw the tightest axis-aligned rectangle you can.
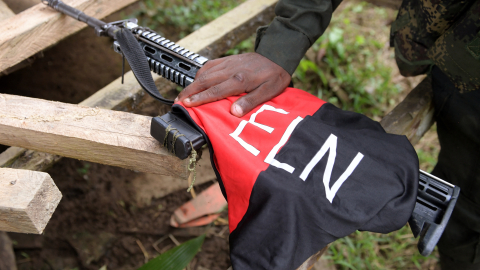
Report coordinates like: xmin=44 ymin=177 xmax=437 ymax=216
xmin=43 ymin=0 xmax=459 ymax=257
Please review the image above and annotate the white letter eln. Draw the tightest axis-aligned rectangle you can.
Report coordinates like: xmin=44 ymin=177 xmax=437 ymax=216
xmin=299 ymin=134 xmax=364 ymax=203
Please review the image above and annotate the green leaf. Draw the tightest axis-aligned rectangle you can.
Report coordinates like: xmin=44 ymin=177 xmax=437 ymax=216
xmin=138 ymin=234 xmax=205 ymax=270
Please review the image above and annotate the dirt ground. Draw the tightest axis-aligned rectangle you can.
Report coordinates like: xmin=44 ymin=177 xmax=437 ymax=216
xmin=0 ymin=6 xmax=232 ymax=270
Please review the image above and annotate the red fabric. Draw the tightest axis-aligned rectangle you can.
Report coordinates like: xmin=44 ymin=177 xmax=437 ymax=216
xmin=180 ymin=88 xmax=325 ymax=232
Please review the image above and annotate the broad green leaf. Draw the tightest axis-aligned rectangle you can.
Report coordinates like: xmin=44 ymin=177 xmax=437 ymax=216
xmin=138 ymin=234 xmax=205 ymax=270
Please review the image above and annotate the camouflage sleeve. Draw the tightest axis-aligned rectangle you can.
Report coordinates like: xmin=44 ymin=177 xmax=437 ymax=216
xmin=255 ymin=0 xmax=343 ymax=75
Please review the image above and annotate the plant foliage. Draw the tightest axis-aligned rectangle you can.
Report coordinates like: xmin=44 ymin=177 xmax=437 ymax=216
xmin=137 ymin=234 xmax=205 ymax=270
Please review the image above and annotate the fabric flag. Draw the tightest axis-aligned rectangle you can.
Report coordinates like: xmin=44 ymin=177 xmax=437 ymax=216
xmin=173 ymin=87 xmax=418 ymax=269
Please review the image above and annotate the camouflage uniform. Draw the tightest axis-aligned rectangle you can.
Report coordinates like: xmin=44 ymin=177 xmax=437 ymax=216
xmin=391 ymin=0 xmax=480 ymax=268
xmin=255 ymin=0 xmax=480 ymax=268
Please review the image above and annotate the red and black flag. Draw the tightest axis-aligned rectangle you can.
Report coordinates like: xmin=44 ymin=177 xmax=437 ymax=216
xmin=174 ymin=88 xmax=418 ymax=269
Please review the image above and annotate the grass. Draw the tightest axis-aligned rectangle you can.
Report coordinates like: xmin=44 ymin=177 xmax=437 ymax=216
xmin=131 ymin=0 xmax=245 ymax=39
xmin=133 ymin=0 xmax=441 ymax=269
xmin=327 ymin=225 xmax=439 ymax=270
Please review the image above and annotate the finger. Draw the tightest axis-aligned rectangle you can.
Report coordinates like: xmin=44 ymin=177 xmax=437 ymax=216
xmin=176 ymin=66 xmax=230 ymax=102
xmin=231 ymin=81 xmax=288 ymax=117
xmin=175 ymin=59 xmax=225 ymax=102
xmin=194 ymin=58 xmax=227 ymax=79
xmin=183 ymin=77 xmax=245 ymax=107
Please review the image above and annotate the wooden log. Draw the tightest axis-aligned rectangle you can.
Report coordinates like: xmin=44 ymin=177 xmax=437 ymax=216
xmin=0 ymin=94 xmax=188 ymax=177
xmin=0 ymin=168 xmax=62 ymax=234
xmin=0 ymin=0 xmax=14 ymax=21
xmin=380 ymin=76 xmax=434 ymax=145
xmin=0 ymin=0 xmax=277 ymax=171
xmin=0 ymin=0 xmax=140 ymax=74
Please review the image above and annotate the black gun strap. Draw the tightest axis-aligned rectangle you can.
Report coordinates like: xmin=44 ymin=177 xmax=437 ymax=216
xmin=115 ymin=29 xmax=174 ymax=106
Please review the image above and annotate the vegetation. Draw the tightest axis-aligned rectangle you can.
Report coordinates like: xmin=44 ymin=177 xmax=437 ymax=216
xmin=134 ymin=0 xmax=441 ymax=269
xmin=138 ymin=235 xmax=205 ymax=270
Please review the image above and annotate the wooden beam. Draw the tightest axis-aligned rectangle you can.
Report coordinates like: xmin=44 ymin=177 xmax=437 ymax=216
xmin=0 ymin=168 xmax=62 ymax=234
xmin=0 ymin=0 xmax=140 ymax=74
xmin=178 ymin=0 xmax=277 ymax=59
xmin=0 ymin=94 xmax=189 ymax=177
xmin=0 ymin=0 xmax=277 ymax=172
xmin=380 ymin=76 xmax=434 ymax=145
xmin=0 ymin=0 xmax=14 ymax=21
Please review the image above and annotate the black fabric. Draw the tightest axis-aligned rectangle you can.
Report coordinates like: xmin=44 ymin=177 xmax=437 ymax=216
xmin=431 ymin=66 xmax=480 ymax=265
xmin=115 ymin=29 xmax=174 ymax=105
xmin=255 ymin=0 xmax=343 ymax=75
xmin=230 ymin=103 xmax=419 ymax=269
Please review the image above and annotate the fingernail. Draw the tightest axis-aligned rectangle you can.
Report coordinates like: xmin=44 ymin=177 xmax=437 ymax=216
xmin=184 ymin=98 xmax=191 ymax=104
xmin=174 ymin=97 xmax=179 ymax=102
xmin=232 ymin=104 xmax=243 ymax=116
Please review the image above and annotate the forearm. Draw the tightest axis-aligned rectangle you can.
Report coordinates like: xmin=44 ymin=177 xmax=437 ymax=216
xmin=255 ymin=0 xmax=343 ymax=75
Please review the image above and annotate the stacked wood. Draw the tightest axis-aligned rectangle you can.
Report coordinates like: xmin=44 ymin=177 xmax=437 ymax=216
xmin=0 ymin=0 xmax=140 ymax=74
xmin=0 ymin=0 xmax=278 ymax=174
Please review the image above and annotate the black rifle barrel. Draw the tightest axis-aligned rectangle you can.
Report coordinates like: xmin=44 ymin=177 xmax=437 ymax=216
xmin=42 ymin=0 xmax=106 ymax=32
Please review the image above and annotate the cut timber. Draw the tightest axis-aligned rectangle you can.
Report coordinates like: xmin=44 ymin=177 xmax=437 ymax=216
xmin=0 ymin=94 xmax=188 ymax=177
xmin=0 ymin=168 xmax=62 ymax=234
xmin=380 ymin=76 xmax=434 ymax=145
xmin=0 ymin=0 xmax=140 ymax=74
xmin=0 ymin=0 xmax=14 ymax=21
xmin=0 ymin=0 xmax=277 ymax=172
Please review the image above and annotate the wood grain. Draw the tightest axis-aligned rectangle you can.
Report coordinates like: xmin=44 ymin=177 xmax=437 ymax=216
xmin=0 ymin=0 xmax=277 ymax=172
xmin=0 ymin=0 xmax=139 ymax=73
xmin=0 ymin=0 xmax=14 ymax=21
xmin=380 ymin=76 xmax=434 ymax=145
xmin=0 ymin=168 xmax=62 ymax=234
xmin=0 ymin=94 xmax=188 ymax=177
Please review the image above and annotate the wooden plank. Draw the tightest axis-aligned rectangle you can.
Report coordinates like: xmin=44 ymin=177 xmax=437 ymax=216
xmin=0 ymin=0 xmax=14 ymax=21
xmin=0 ymin=0 xmax=140 ymax=74
xmin=380 ymin=76 xmax=434 ymax=145
xmin=0 ymin=168 xmax=62 ymax=234
xmin=0 ymin=94 xmax=189 ymax=177
xmin=0 ymin=0 xmax=277 ymax=171
xmin=178 ymin=0 xmax=278 ymax=59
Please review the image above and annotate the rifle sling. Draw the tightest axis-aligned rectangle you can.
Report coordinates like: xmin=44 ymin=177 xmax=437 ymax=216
xmin=115 ymin=29 xmax=174 ymax=106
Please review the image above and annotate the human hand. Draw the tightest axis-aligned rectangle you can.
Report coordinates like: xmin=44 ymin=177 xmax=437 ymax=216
xmin=175 ymin=52 xmax=291 ymax=117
